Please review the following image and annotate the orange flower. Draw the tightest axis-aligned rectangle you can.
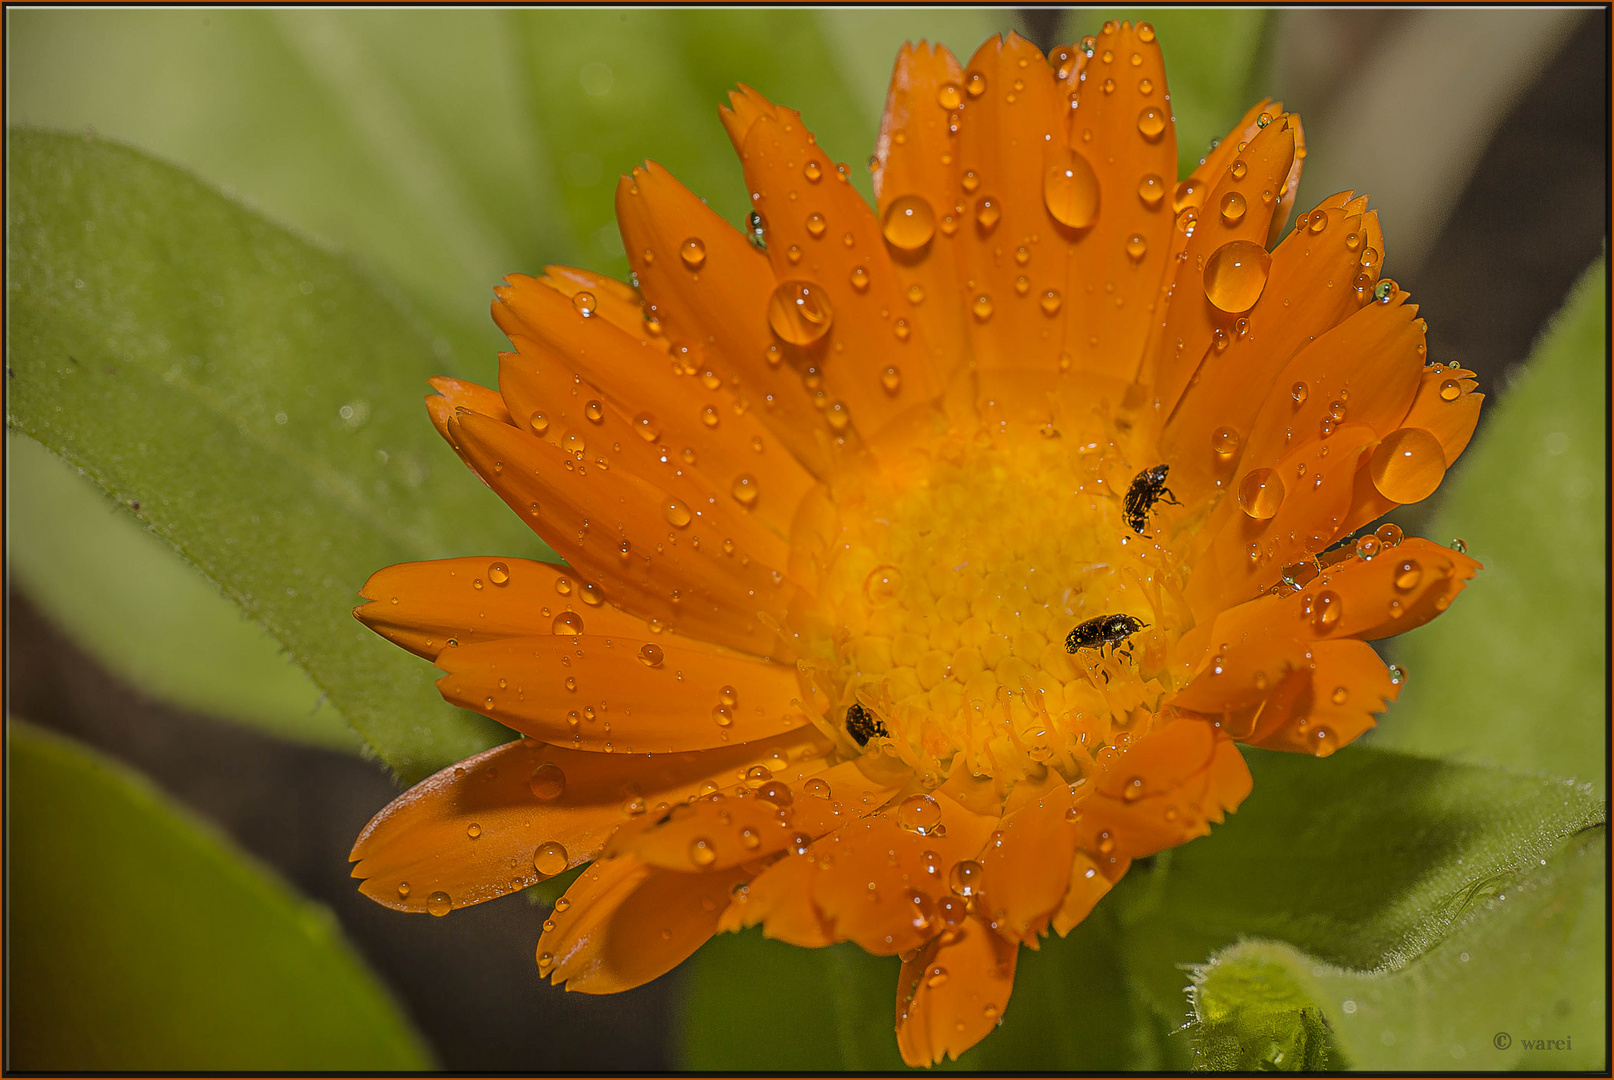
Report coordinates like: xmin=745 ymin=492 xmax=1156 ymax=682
xmin=349 ymin=25 xmax=1482 ymax=1066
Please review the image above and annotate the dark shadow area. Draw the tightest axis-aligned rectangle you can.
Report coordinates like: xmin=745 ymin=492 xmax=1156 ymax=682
xmin=6 ymin=588 xmax=675 ymax=1071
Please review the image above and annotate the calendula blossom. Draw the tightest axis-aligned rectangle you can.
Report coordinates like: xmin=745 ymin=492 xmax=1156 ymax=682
xmin=349 ymin=25 xmax=1482 ymax=1066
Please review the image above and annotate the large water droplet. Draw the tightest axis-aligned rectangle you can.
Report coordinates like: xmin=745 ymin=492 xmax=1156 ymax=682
xmin=732 ymin=474 xmax=760 ymax=507
xmin=1309 ymin=589 xmax=1342 ymax=633
xmin=948 ymin=859 xmax=983 ymax=897
xmin=897 ymin=793 xmax=942 ymax=832
xmin=530 ymin=412 xmax=550 ymax=437
xmin=1369 ymin=428 xmax=1446 ymax=503
xmin=534 ymin=841 xmax=569 ymax=877
xmin=427 ymin=891 xmax=452 ymax=917
xmin=664 ymin=498 xmax=692 ymax=528
xmin=1040 ymin=289 xmax=1063 ymax=315
xmin=1439 ymin=378 xmax=1462 ymax=401
xmin=529 ymin=762 xmax=567 ymax=801
xmin=1393 ymin=558 xmax=1422 ymax=591
xmin=637 ymin=643 xmax=664 ymax=668
xmin=1219 ymin=191 xmax=1247 ymax=226
xmin=679 ymin=238 xmax=706 ymax=269
xmin=1237 ymin=468 xmax=1284 ymax=519
xmin=965 ymin=71 xmax=987 ymax=97
xmin=804 ymin=777 xmax=832 ymax=799
xmin=1125 ymin=234 xmax=1147 ymax=263
xmin=689 ymin=838 xmax=717 ymax=867
xmin=804 ymin=160 xmax=823 ymax=183
xmin=1044 ymin=150 xmax=1100 ymax=229
xmin=937 ymin=82 xmax=963 ymax=109
xmin=1173 ymin=178 xmax=1204 ymax=214
xmin=972 ymin=294 xmax=994 ymax=321
xmin=974 ymin=196 xmax=1002 ymax=232
xmin=767 ymin=281 xmax=834 ymax=346
xmin=488 ymin=562 xmax=510 ymax=586
xmin=849 ymin=266 xmax=870 ymax=292
xmin=1137 ymin=173 xmax=1165 ymax=209
xmin=1202 ymin=240 xmax=1271 ymax=313
xmin=881 ymin=194 xmax=936 ymax=250
xmin=1136 ymin=106 xmax=1166 ymax=142
xmin=633 ymin=413 xmax=659 ymax=441
xmin=552 ymin=611 xmax=584 ymax=635
xmin=1211 ymin=426 xmax=1241 ymax=459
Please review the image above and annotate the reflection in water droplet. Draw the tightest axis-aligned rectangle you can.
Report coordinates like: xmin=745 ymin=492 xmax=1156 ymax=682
xmin=1355 ymin=535 xmax=1381 ymax=560
xmin=572 ymin=291 xmax=597 ymax=317
xmin=882 ymin=193 xmax=936 ymax=250
xmin=767 ymin=281 xmax=834 ymax=346
xmin=1202 ymin=240 xmax=1271 ymax=313
xmin=529 ymin=762 xmax=567 ymax=801
xmin=1291 ymin=381 xmax=1308 ymax=405
xmin=948 ymin=860 xmax=982 ymax=896
xmin=1370 ymin=428 xmax=1446 ymax=503
xmin=637 ymin=643 xmax=664 ymax=668
xmin=1043 ymin=150 xmax=1100 ymax=229
xmin=1237 ymin=468 xmax=1283 ymax=519
xmin=897 ymin=793 xmax=942 ymax=832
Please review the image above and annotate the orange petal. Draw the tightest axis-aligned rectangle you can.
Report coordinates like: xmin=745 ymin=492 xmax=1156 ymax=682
xmin=1050 ymin=848 xmax=1126 ymax=936
xmin=739 ymin=103 xmax=945 ymax=438
xmin=608 ymin=757 xmax=897 ymax=872
xmin=1267 ymin=113 xmax=1306 ymax=245
xmin=541 ymin=855 xmax=747 ymax=993
xmin=873 ymin=42 xmax=972 ymax=384
xmin=1074 ymin=717 xmax=1252 ymax=862
xmin=614 ymin=164 xmax=833 ymax=478
xmin=448 ymin=410 xmax=799 ymax=659
xmin=718 ymin=847 xmax=835 ymax=947
xmin=1186 ymin=422 xmax=1378 ymax=618
xmin=356 ymin=557 xmax=649 ymax=661
xmin=1168 ymin=624 xmax=1313 ymax=715
xmin=895 ymin=917 xmax=1018 ymax=1067
xmin=493 ymin=273 xmax=819 ymax=543
xmin=425 ymin=375 xmax=511 ymax=443
xmin=1245 ymin=638 xmax=1399 ymax=756
xmin=1183 ymin=99 xmax=1282 ymax=199
xmin=954 ymin=32 xmax=1067 ymax=374
xmin=1062 ymin=20 xmax=1178 ymax=381
xmin=1160 ymin=201 xmax=1374 ymax=506
xmin=975 ymin=776 xmax=1079 ymax=945
xmin=349 ymin=729 xmax=828 ymax=914
xmin=1204 ymin=536 xmax=1482 ymax=647
xmin=1147 ymin=116 xmax=1298 ymax=415
xmin=434 ymin=634 xmax=811 ymax=753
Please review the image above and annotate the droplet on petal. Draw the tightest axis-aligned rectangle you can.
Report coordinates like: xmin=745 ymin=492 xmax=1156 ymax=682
xmin=1369 ymin=428 xmax=1446 ymax=503
xmin=881 ymin=194 xmax=936 ymax=250
xmin=679 ymin=238 xmax=706 ymax=269
xmin=767 ymin=281 xmax=834 ymax=346
xmin=1044 ymin=150 xmax=1100 ymax=229
xmin=1202 ymin=240 xmax=1271 ymax=313
xmin=1237 ymin=468 xmax=1284 ymax=519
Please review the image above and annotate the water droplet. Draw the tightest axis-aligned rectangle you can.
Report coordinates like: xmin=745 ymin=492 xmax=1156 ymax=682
xmin=961 ymin=169 xmax=981 ymax=194
xmin=1137 ymin=21 xmax=1157 ymax=42
xmin=804 ymin=160 xmax=822 ymax=183
xmin=747 ymin=210 xmax=767 ymax=249
xmin=804 ymin=777 xmax=832 ymax=799
xmin=572 ymin=291 xmax=597 ymax=317
xmin=974 ymin=196 xmax=1002 ymax=232
xmin=1102 ymin=77 xmax=1115 ymax=94
xmin=579 ymin=582 xmax=602 ymax=606
xmin=1376 ymin=522 xmax=1404 ymax=547
xmin=1125 ymin=234 xmax=1147 ymax=262
xmin=1370 ymin=428 xmax=1447 ymax=503
xmin=1136 ymin=106 xmax=1166 ymax=142
xmin=937 ymin=894 xmax=966 ymax=926
xmin=1134 ymin=175 xmax=1167 ymax=213
xmin=1040 ymin=289 xmax=1063 ymax=315
xmin=786 ymin=244 xmax=802 ymax=264
xmin=1015 ymin=275 xmax=1031 ymax=296
xmin=1389 ymin=664 xmax=1407 ymax=686
xmin=531 ymin=840 xmax=568 ymax=877
xmin=882 ymin=193 xmax=936 ymax=250
xmin=897 ymin=793 xmax=942 ymax=832
xmin=1173 ymin=178 xmax=1204 ymax=213
xmin=1310 ymin=589 xmax=1342 ymax=632
xmin=1439 ymin=378 xmax=1462 ymax=401
xmin=563 ymin=431 xmax=586 ymax=456
xmin=584 ymin=399 xmax=605 ymax=423
xmin=1219 ymin=191 xmax=1248 ymax=226
xmin=739 ymin=827 xmax=762 ymax=850
xmin=1096 ymin=830 xmax=1116 ymax=855
xmin=711 ymin=704 xmax=733 ymax=727
xmin=529 ymin=762 xmax=566 ymax=801
xmin=757 ymin=780 xmax=793 ymax=807
xmin=1202 ymin=240 xmax=1271 ymax=313
xmin=948 ymin=860 xmax=983 ymax=897
xmin=1237 ymin=468 xmax=1284 ymax=519
xmin=805 ymin=213 xmax=827 ymax=239
xmin=849 ymin=265 xmax=870 ymax=292
xmin=1449 ymin=537 xmax=1468 ymax=554
xmin=1043 ymin=150 xmax=1100 ymax=229
xmin=630 ymin=413 xmax=660 ymax=443
xmin=966 ymin=71 xmax=987 ymax=97
xmin=530 ymin=412 xmax=550 ymax=437
xmin=552 ymin=611 xmax=584 ymax=635
xmin=427 ymin=891 xmax=452 ymax=917
xmin=1355 ymin=535 xmax=1382 ymax=560
xmin=731 ymin=474 xmax=761 ymax=508
xmin=1291 ymin=381 xmax=1309 ymax=405
xmin=659 ymin=498 xmax=693 ymax=529
xmin=688 ymin=838 xmax=716 ymax=867
xmin=881 ymin=366 xmax=902 ymax=394
xmin=1230 ymin=160 xmax=1248 ymax=180
xmin=926 ymin=965 xmax=949 ymax=988
xmin=637 ymin=643 xmax=664 ymax=668
xmin=555 ymin=577 xmax=573 ymax=596
xmin=467 ymin=822 xmax=483 ymax=839
xmin=972 ymin=294 xmax=994 ymax=321
xmin=893 ymin=318 xmax=910 ymax=341
xmin=1373 ymin=279 xmax=1396 ymax=303
xmin=679 ymin=238 xmax=706 ymax=269
xmin=1211 ymin=426 xmax=1241 ymax=459
xmin=935 ymin=81 xmax=963 ymax=110
xmin=397 ymin=882 xmax=411 ymax=899
xmin=1393 ymin=559 xmax=1422 ymax=591
xmin=767 ymin=281 xmax=834 ymax=346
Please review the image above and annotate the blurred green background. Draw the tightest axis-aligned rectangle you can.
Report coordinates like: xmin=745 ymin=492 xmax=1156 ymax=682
xmin=6 ymin=7 xmax=1606 ymax=1071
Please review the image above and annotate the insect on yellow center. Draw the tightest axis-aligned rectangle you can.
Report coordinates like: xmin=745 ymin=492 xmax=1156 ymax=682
xmin=795 ymin=388 xmax=1190 ymax=783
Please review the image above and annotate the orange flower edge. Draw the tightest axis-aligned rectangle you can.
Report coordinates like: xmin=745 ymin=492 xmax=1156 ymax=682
xmin=348 ymin=25 xmax=1483 ymax=1067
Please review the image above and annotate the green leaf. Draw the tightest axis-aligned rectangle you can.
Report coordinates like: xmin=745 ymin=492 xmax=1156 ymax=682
xmin=1378 ymin=258 xmax=1607 ymax=790
xmin=1059 ymin=9 xmax=1273 ymax=176
xmin=7 ymin=129 xmax=543 ymax=781
xmin=7 ymin=719 xmax=431 ymax=1070
xmin=1113 ymin=747 xmax=1605 ymax=1068
xmin=6 ymin=8 xmax=568 ymax=377
xmin=1186 ymin=828 xmax=1605 ymax=1070
xmin=8 ymin=432 xmax=355 ymax=749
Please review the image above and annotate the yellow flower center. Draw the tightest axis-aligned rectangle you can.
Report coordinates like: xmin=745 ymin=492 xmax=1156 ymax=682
xmin=796 ymin=395 xmax=1192 ymax=786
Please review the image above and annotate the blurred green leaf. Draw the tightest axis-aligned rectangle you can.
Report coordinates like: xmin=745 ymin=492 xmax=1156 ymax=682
xmin=1379 ymin=258 xmax=1607 ymax=790
xmin=7 ymin=130 xmax=543 ymax=781
xmin=1060 ymin=9 xmax=1273 ymax=176
xmin=8 ymin=432 xmax=354 ymax=749
xmin=7 ymin=720 xmax=431 ymax=1070
xmin=6 ymin=8 xmax=566 ymax=378
xmin=1186 ymin=828 xmax=1605 ymax=1070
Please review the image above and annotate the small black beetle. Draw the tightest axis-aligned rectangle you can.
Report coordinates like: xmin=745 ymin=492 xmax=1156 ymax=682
xmin=845 ymin=702 xmax=888 ymax=746
xmin=1065 ymin=613 xmax=1148 ymax=656
xmin=1122 ymin=464 xmax=1181 ymax=536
